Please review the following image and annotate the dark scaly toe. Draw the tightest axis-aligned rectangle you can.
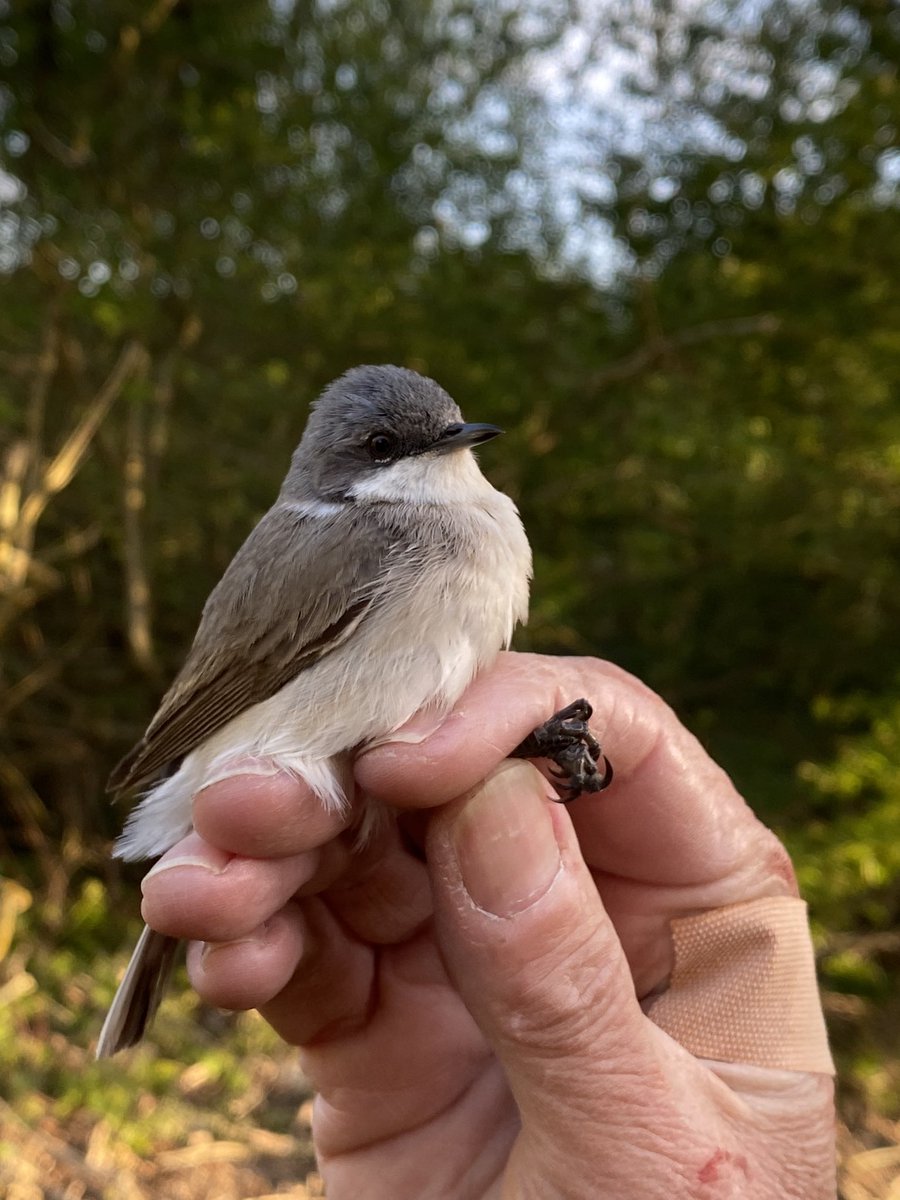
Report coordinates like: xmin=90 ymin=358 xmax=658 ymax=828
xmin=510 ymin=698 xmax=613 ymax=803
xmin=511 ymin=699 xmax=595 ymax=757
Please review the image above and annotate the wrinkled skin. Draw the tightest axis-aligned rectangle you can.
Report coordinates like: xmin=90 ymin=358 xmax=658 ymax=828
xmin=140 ymin=654 xmax=836 ymax=1199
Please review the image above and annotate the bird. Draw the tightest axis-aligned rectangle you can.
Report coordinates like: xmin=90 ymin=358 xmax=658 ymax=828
xmin=97 ymin=363 xmax=610 ymax=1058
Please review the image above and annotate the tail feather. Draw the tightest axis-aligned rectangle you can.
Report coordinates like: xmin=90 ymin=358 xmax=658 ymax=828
xmin=96 ymin=925 xmax=180 ymax=1058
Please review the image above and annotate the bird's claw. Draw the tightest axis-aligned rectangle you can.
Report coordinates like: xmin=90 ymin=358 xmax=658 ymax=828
xmin=510 ymin=698 xmax=614 ymax=804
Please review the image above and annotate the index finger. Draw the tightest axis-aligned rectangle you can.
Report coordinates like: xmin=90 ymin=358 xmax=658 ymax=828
xmin=356 ymin=651 xmax=787 ymax=891
xmin=192 ymin=770 xmax=352 ymax=858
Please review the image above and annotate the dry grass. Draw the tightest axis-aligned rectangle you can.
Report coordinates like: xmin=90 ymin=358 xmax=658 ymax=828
xmin=839 ymin=1119 xmax=900 ymax=1200
xmin=0 ymin=1069 xmax=320 ymax=1200
xmin=0 ymin=879 xmax=320 ymax=1200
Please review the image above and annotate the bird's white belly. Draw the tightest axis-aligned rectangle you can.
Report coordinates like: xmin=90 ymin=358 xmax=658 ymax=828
xmin=115 ymin=501 xmax=529 ymax=862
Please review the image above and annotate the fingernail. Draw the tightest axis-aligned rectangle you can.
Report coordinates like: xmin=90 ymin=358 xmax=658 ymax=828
xmin=195 ymin=758 xmax=287 ymax=795
xmin=200 ymin=923 xmax=271 ymax=964
xmin=141 ymin=837 xmax=231 ymax=892
xmin=450 ymin=761 xmax=561 ymax=917
xmin=360 ymin=709 xmax=447 ymax=753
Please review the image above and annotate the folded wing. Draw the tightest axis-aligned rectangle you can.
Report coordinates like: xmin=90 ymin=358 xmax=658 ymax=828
xmin=108 ymin=503 xmax=392 ymax=794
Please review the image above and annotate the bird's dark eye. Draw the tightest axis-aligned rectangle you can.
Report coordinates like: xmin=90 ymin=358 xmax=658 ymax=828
xmin=367 ymin=432 xmax=396 ymax=462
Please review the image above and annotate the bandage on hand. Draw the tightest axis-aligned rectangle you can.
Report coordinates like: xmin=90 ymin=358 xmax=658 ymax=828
xmin=644 ymin=896 xmax=834 ymax=1076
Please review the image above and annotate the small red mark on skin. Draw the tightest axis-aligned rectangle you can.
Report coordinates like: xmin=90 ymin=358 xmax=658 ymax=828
xmin=698 ymin=1149 xmax=750 ymax=1184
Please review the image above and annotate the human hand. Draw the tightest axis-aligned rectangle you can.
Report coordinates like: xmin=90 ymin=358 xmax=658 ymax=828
xmin=140 ymin=653 xmax=836 ymax=1199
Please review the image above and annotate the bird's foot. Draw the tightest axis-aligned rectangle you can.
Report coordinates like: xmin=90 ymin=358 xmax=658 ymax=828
xmin=510 ymin=698 xmax=613 ymax=803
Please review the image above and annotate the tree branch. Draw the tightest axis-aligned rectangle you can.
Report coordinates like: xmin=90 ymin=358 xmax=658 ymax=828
xmin=587 ymin=313 xmax=781 ymax=392
xmin=122 ymin=386 xmax=158 ymax=673
xmin=18 ymin=339 xmax=149 ymax=536
xmin=0 ymin=338 xmax=148 ymax=639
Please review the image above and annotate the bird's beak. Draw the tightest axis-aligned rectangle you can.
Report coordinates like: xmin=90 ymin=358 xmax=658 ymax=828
xmin=433 ymin=422 xmax=504 ymax=454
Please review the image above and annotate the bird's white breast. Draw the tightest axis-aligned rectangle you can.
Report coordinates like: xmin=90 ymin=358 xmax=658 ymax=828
xmin=115 ymin=449 xmax=531 ymax=861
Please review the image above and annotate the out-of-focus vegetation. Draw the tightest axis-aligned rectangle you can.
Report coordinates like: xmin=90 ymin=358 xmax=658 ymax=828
xmin=0 ymin=0 xmax=897 ymax=1195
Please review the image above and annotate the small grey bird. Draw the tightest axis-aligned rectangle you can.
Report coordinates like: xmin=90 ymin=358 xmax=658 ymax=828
xmin=97 ymin=364 xmax=609 ymax=1059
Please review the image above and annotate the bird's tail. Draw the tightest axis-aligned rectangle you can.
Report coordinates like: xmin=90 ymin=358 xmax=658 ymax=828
xmin=96 ymin=924 xmax=180 ymax=1058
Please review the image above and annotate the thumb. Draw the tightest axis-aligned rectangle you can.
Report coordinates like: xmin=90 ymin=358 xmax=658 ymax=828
xmin=426 ymin=761 xmax=667 ymax=1148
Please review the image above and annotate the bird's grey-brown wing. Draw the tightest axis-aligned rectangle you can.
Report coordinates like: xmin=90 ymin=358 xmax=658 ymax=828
xmin=108 ymin=503 xmax=394 ymax=795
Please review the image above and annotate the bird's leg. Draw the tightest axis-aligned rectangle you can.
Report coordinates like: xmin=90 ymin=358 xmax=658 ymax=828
xmin=510 ymin=698 xmax=613 ymax=803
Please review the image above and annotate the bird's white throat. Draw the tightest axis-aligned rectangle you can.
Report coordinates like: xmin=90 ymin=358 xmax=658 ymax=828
xmin=348 ymin=448 xmax=492 ymax=506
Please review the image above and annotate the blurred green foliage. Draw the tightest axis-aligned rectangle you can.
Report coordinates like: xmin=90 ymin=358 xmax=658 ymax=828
xmin=0 ymin=0 xmax=898 ymax=1190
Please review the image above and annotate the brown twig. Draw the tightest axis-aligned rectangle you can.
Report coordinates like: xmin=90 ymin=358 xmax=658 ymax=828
xmin=18 ymin=338 xmax=149 ymax=536
xmin=587 ymin=313 xmax=781 ymax=392
xmin=0 ymin=1096 xmax=122 ymax=1195
xmin=0 ymin=339 xmax=148 ymax=639
xmin=24 ymin=311 xmax=60 ymax=493
xmin=122 ymin=386 xmax=157 ymax=673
